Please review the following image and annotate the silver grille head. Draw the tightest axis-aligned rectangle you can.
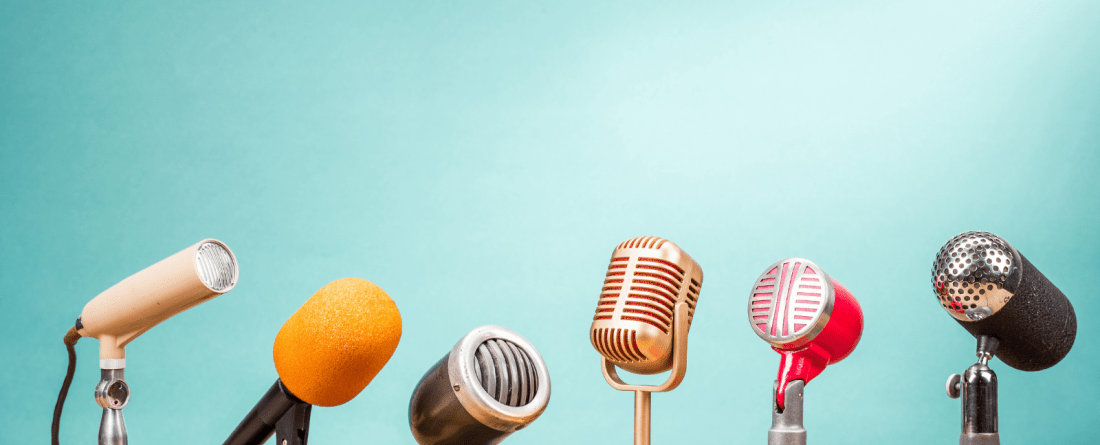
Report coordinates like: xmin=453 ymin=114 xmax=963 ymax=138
xmin=448 ymin=325 xmax=551 ymax=431
xmin=195 ymin=241 xmax=237 ymax=292
xmin=931 ymin=231 xmax=1020 ymax=321
xmin=472 ymin=338 xmax=539 ymax=407
xmin=747 ymin=258 xmax=835 ymax=349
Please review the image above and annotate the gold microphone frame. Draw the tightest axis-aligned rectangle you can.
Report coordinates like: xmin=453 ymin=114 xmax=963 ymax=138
xmin=600 ymin=302 xmax=690 ymax=445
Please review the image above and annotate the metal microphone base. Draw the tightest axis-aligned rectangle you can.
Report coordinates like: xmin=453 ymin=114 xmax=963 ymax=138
xmin=769 ymin=380 xmax=806 ymax=445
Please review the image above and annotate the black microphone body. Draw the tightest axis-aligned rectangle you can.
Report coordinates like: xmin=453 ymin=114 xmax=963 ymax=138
xmin=954 ymin=253 xmax=1076 ymax=371
xmin=224 ymin=380 xmax=307 ymax=445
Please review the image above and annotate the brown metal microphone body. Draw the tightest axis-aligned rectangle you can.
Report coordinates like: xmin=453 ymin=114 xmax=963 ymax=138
xmin=589 ymin=236 xmax=703 ymax=445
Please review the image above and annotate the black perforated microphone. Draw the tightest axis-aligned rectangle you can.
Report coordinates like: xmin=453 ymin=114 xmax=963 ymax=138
xmin=931 ymin=231 xmax=1077 ymax=370
xmin=409 ymin=326 xmax=551 ymax=445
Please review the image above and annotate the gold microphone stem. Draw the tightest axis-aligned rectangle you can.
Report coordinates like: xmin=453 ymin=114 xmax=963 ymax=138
xmin=634 ymin=390 xmax=651 ymax=445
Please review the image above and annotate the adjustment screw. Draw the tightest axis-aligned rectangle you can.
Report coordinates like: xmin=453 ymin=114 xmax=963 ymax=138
xmin=946 ymin=374 xmax=961 ymax=399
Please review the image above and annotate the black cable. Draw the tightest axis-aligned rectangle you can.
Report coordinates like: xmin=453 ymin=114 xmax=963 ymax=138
xmin=52 ymin=327 xmax=80 ymax=445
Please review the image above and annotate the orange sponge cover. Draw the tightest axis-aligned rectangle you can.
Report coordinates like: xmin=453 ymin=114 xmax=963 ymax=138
xmin=273 ymin=278 xmax=402 ymax=406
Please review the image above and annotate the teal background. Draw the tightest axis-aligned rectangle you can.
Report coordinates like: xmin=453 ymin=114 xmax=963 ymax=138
xmin=2 ymin=1 xmax=1098 ymax=444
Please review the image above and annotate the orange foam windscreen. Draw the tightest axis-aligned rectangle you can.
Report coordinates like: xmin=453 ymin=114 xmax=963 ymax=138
xmin=272 ymin=278 xmax=402 ymax=407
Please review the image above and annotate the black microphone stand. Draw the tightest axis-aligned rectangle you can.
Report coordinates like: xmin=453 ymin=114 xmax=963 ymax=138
xmin=947 ymin=336 xmax=999 ymax=445
xmin=224 ymin=380 xmax=312 ymax=445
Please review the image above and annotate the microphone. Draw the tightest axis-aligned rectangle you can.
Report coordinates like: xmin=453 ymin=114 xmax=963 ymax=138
xmin=747 ymin=258 xmax=863 ymax=445
xmin=224 ymin=278 xmax=402 ymax=445
xmin=77 ymin=239 xmax=238 ymax=365
xmin=408 ymin=325 xmax=551 ymax=445
xmin=931 ymin=231 xmax=1076 ymax=371
xmin=589 ymin=236 xmax=703 ymax=445
xmin=53 ymin=239 xmax=238 ymax=445
xmin=932 ymin=231 xmax=1077 ymax=445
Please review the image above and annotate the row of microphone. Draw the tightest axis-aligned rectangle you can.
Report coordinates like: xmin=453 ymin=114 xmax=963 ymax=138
xmin=589 ymin=233 xmax=1075 ymax=445
xmin=53 ymin=230 xmax=1077 ymax=445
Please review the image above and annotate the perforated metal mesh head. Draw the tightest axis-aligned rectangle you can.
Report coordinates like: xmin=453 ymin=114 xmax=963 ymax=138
xmin=747 ymin=258 xmax=834 ymax=348
xmin=472 ymin=338 xmax=539 ymax=407
xmin=195 ymin=241 xmax=237 ymax=292
xmin=931 ymin=231 xmax=1020 ymax=321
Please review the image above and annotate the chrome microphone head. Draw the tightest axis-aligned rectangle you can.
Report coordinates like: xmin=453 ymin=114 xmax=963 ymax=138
xmin=409 ymin=325 xmax=551 ymax=445
xmin=748 ymin=258 xmax=835 ymax=350
xmin=932 ymin=231 xmax=1018 ymax=322
xmin=589 ymin=236 xmax=703 ymax=375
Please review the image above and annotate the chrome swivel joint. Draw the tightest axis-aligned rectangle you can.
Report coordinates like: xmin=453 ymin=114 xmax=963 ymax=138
xmin=95 ymin=368 xmax=130 ymax=445
xmin=947 ymin=336 xmax=999 ymax=445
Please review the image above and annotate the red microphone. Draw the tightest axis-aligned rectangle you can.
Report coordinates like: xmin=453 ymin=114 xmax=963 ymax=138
xmin=748 ymin=258 xmax=863 ymax=445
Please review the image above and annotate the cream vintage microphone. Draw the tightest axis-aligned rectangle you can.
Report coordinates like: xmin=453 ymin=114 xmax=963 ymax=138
xmin=589 ymin=236 xmax=703 ymax=445
xmin=52 ymin=239 xmax=238 ymax=445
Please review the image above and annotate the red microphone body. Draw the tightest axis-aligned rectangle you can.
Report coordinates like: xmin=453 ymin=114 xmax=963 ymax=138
xmin=748 ymin=258 xmax=863 ymax=445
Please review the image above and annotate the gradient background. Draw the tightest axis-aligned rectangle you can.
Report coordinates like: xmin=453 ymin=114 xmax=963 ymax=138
xmin=2 ymin=1 xmax=1098 ymax=444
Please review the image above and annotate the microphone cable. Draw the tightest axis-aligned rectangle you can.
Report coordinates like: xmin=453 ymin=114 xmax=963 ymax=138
xmin=52 ymin=327 xmax=80 ymax=445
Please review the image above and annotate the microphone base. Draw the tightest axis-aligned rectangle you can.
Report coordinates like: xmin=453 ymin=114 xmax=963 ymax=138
xmin=960 ymin=433 xmax=1000 ymax=445
xmin=769 ymin=380 xmax=806 ymax=445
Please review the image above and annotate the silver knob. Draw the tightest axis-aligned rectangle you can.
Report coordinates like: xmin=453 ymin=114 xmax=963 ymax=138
xmin=946 ymin=374 xmax=961 ymax=399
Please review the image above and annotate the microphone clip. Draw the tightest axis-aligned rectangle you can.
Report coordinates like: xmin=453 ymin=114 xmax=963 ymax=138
xmin=769 ymin=380 xmax=806 ymax=445
xmin=275 ymin=401 xmax=312 ymax=445
xmin=946 ymin=335 xmax=1000 ymax=445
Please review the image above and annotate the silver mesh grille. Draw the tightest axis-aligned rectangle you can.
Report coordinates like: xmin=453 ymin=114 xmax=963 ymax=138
xmin=195 ymin=242 xmax=236 ymax=292
xmin=931 ymin=231 xmax=1018 ymax=321
xmin=472 ymin=338 xmax=539 ymax=407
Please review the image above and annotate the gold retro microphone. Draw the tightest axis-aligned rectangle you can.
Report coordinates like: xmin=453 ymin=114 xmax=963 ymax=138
xmin=52 ymin=239 xmax=238 ymax=445
xmin=589 ymin=236 xmax=703 ymax=445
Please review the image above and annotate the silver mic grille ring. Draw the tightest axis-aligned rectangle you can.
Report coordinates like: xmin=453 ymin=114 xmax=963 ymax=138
xmin=447 ymin=325 xmax=551 ymax=432
xmin=195 ymin=241 xmax=237 ymax=292
xmin=748 ymin=258 xmax=834 ymax=348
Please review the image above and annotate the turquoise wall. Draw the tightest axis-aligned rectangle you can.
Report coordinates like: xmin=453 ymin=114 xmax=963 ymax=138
xmin=2 ymin=1 xmax=1097 ymax=444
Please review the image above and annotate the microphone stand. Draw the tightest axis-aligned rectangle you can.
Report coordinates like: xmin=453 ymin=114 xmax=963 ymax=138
xmin=947 ymin=336 xmax=999 ymax=445
xmin=769 ymin=380 xmax=805 ymax=445
xmin=601 ymin=303 xmax=690 ymax=445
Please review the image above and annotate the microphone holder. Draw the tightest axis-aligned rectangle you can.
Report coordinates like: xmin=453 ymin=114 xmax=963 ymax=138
xmin=947 ymin=335 xmax=1000 ymax=445
xmin=94 ymin=367 xmax=129 ymax=445
xmin=224 ymin=380 xmax=312 ymax=445
xmin=769 ymin=380 xmax=805 ymax=445
xmin=600 ymin=302 xmax=690 ymax=445
xmin=275 ymin=401 xmax=312 ymax=445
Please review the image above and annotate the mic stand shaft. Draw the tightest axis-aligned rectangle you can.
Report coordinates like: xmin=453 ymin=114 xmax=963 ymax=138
xmin=634 ymin=391 xmax=651 ymax=445
xmin=948 ymin=336 xmax=999 ymax=445
xmin=769 ymin=380 xmax=805 ymax=445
